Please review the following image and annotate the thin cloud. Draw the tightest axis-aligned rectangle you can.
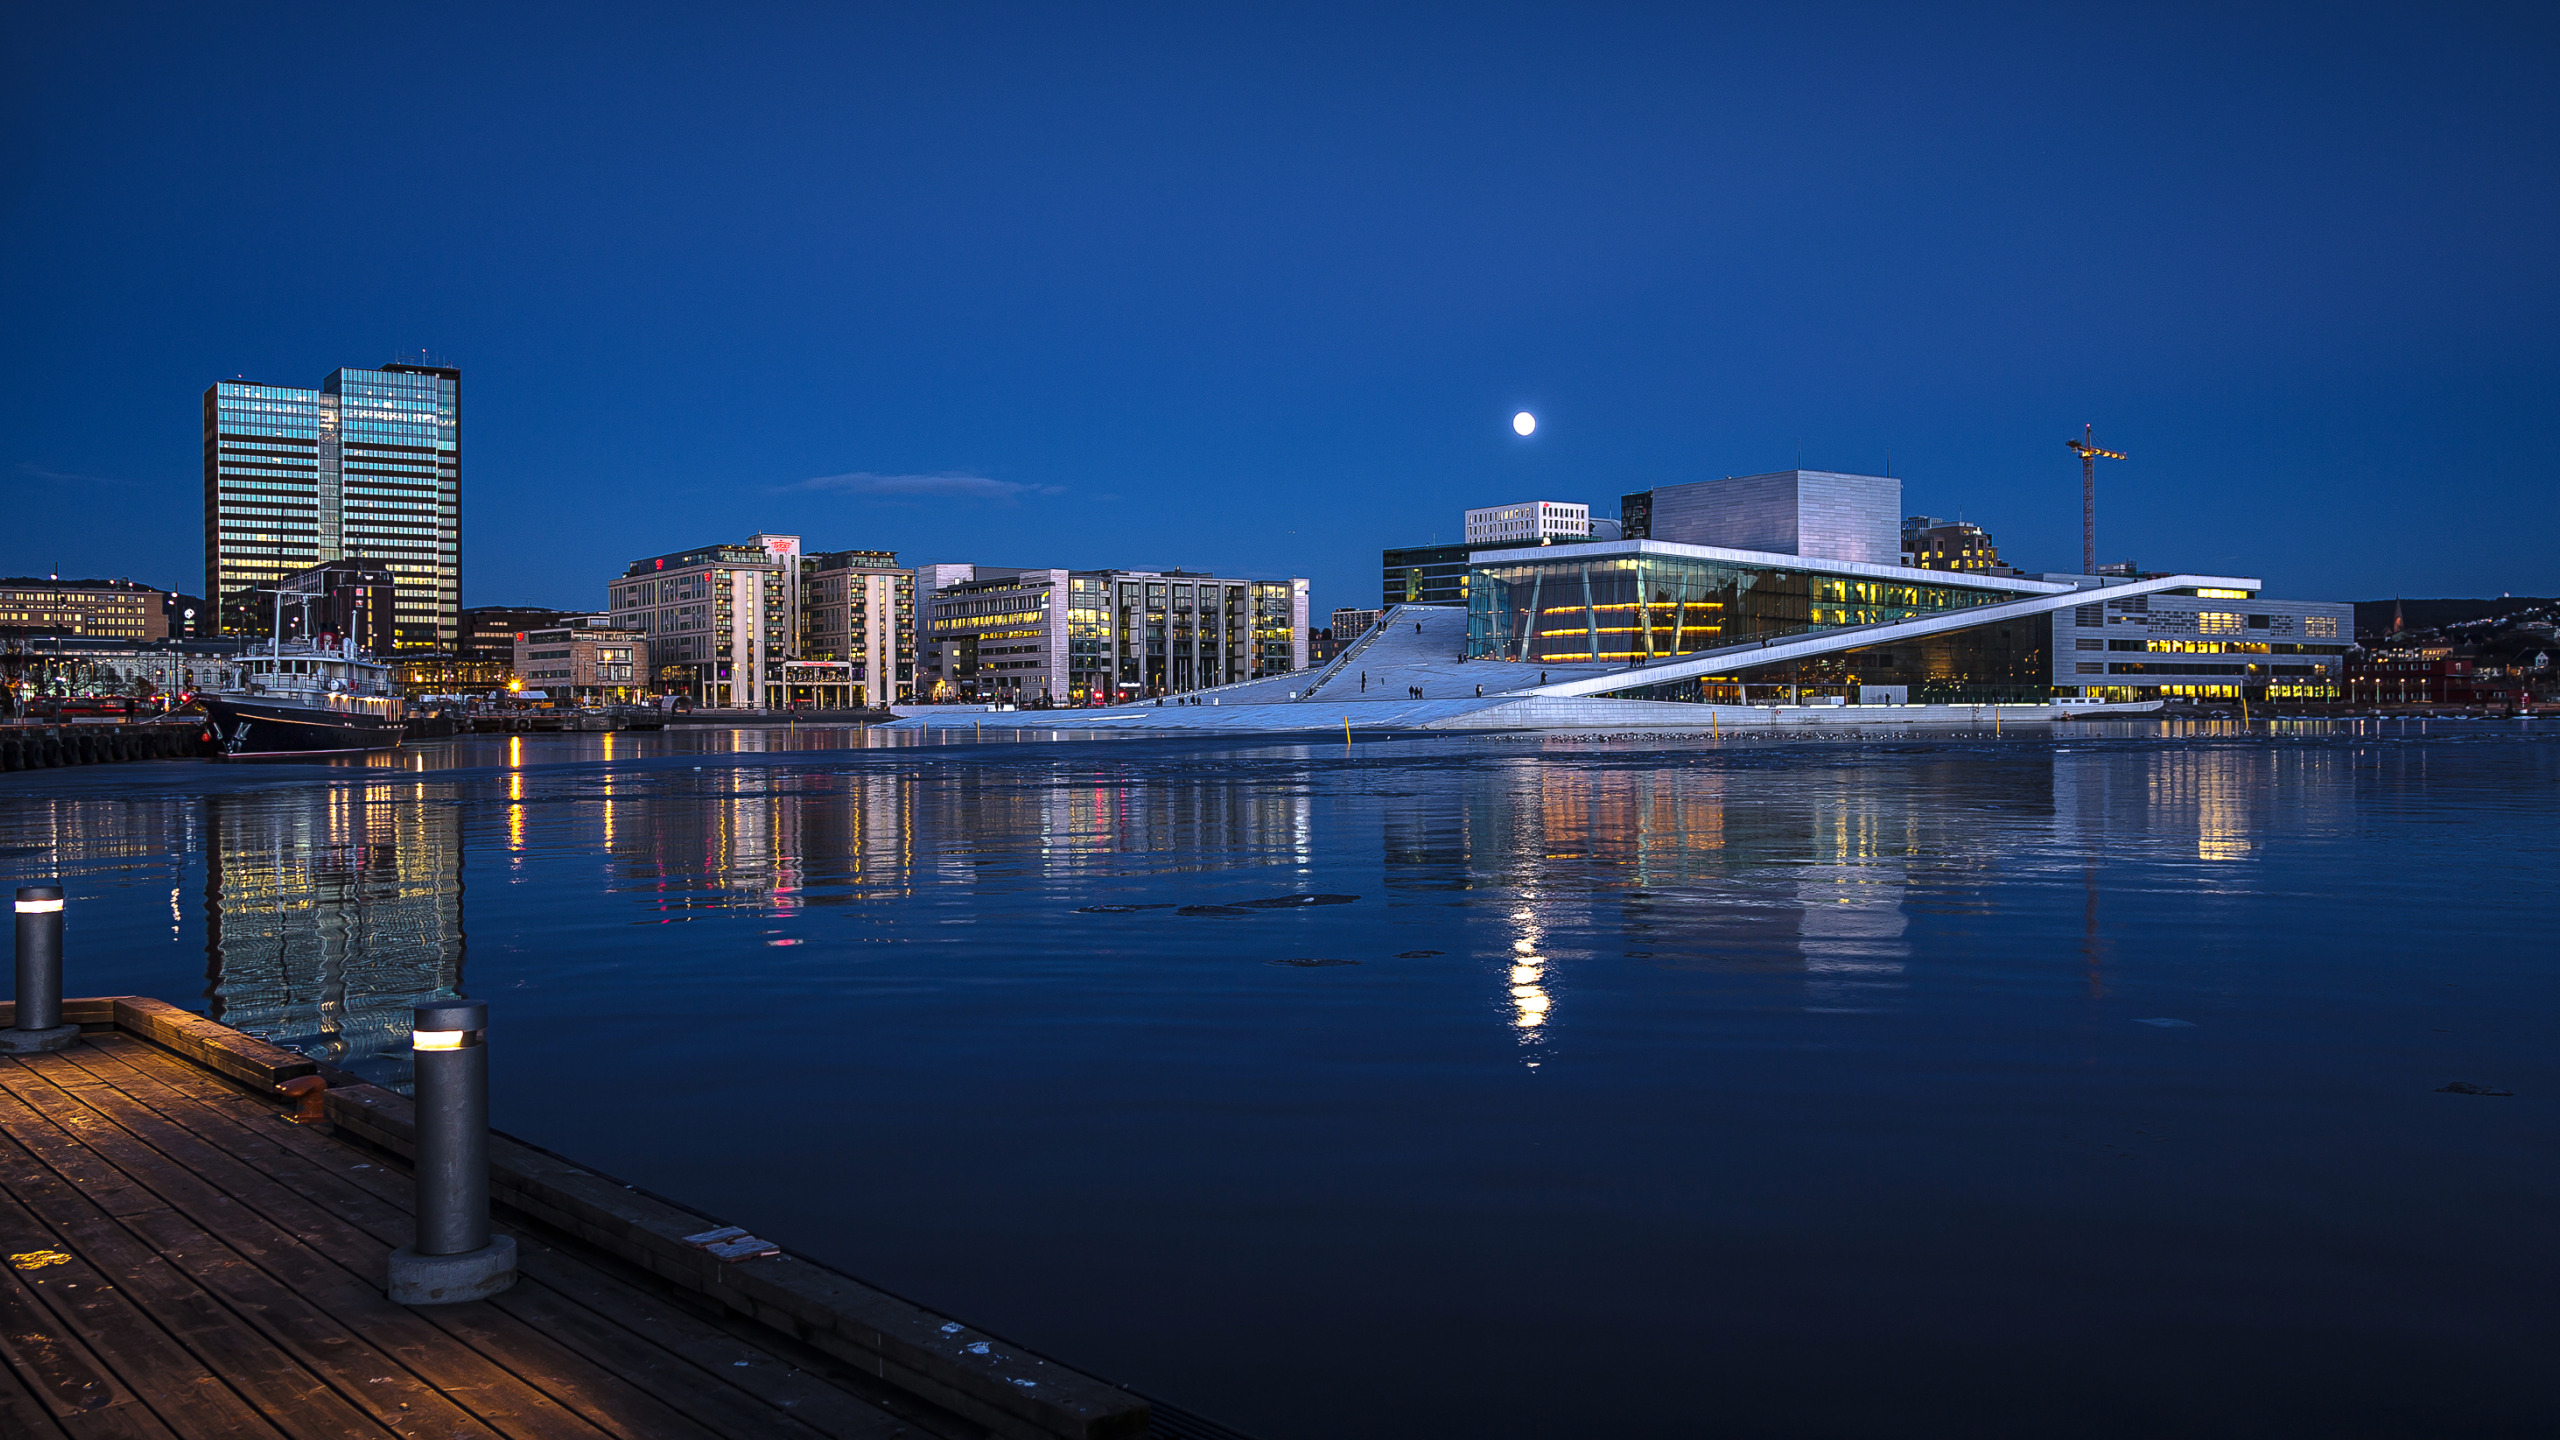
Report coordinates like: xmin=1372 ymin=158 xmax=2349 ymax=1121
xmin=16 ymin=462 xmax=135 ymax=488
xmin=785 ymin=470 xmax=1063 ymax=503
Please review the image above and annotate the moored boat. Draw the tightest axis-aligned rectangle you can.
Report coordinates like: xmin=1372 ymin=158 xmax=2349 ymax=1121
xmin=199 ymin=636 xmax=407 ymax=758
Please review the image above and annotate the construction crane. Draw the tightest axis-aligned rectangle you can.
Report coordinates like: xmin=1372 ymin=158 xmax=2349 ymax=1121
xmin=2066 ymin=425 xmax=2127 ymax=574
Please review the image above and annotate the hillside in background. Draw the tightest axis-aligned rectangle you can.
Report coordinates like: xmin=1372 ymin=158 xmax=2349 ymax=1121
xmin=2353 ymin=597 xmax=2559 ymax=641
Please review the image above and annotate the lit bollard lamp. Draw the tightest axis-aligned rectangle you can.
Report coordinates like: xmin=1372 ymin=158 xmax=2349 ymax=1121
xmin=386 ymin=998 xmax=518 ymax=1304
xmin=3 ymin=884 xmax=79 ymax=1054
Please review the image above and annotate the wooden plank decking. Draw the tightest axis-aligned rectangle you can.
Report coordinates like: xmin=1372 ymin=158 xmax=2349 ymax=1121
xmin=0 ymin=1006 xmax=1208 ymax=1440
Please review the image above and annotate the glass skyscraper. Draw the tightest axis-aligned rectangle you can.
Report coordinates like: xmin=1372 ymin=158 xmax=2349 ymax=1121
xmin=204 ymin=362 xmax=460 ymax=649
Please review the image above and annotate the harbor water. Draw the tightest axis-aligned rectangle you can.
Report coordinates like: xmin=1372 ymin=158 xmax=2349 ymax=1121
xmin=3 ymin=721 xmax=2552 ymax=1438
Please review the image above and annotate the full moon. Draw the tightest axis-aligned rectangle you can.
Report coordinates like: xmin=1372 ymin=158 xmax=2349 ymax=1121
xmin=1512 ymin=411 xmax=1537 ymax=436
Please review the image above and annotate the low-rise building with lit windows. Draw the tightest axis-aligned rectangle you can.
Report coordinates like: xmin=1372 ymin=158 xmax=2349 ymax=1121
xmin=0 ymin=577 xmax=168 ymax=641
xmin=512 ymin=622 xmax=649 ymax=706
xmin=923 ymin=568 xmax=1308 ymax=704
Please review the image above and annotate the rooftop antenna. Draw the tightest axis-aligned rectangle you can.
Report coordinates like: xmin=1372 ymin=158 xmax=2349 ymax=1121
xmin=2066 ymin=425 xmax=2128 ymax=574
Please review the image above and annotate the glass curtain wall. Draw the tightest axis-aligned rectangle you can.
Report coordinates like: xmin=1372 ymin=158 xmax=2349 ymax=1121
xmin=1467 ymin=552 xmax=2011 ymax=666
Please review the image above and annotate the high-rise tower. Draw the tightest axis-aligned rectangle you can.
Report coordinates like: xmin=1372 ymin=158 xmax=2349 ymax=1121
xmin=204 ymin=361 xmax=460 ymax=649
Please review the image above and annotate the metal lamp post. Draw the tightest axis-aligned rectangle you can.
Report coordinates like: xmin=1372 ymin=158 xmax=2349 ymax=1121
xmin=3 ymin=884 xmax=78 ymax=1054
xmin=386 ymin=997 xmax=517 ymax=1304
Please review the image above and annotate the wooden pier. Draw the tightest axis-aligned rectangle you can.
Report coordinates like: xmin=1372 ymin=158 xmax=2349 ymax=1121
xmin=0 ymin=999 xmax=1207 ymax=1440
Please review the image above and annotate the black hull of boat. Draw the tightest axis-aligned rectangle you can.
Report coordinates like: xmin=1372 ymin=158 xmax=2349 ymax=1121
xmin=200 ymin=699 xmax=406 ymax=758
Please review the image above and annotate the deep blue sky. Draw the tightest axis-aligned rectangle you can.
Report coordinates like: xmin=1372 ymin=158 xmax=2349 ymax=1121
xmin=4 ymin=3 xmax=2553 ymax=618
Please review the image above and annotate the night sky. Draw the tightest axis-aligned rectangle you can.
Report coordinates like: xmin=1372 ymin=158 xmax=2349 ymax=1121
xmin=4 ymin=4 xmax=2552 ymax=618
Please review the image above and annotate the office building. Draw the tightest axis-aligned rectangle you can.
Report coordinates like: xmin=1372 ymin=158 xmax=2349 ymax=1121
xmin=1384 ymin=498 xmax=1624 ymax=608
xmin=223 ymin=560 xmax=397 ymax=653
xmin=606 ymin=534 xmax=801 ymax=708
xmin=0 ymin=578 xmax=167 ymax=640
xmin=1382 ymin=543 xmax=1485 ymax=608
xmin=1464 ymin=537 xmax=2348 ymax=704
xmin=2055 ymin=588 xmax=2350 ymax=701
xmin=204 ymin=362 xmax=460 ymax=650
xmin=1465 ymin=501 xmax=1591 ymax=547
xmin=799 ymin=549 xmax=916 ymax=707
xmin=163 ymin=592 xmax=212 ymax=640
xmin=1619 ymin=471 xmax=1899 ymax=565
xmin=513 ymin=621 xmax=649 ymax=705
xmin=1331 ymin=607 xmax=1381 ymax=639
xmin=925 ymin=569 xmax=1307 ymax=704
xmin=1901 ymin=517 xmax=2004 ymax=573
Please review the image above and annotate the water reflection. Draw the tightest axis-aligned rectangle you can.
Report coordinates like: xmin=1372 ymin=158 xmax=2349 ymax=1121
xmin=203 ymin=790 xmax=464 ymax=1086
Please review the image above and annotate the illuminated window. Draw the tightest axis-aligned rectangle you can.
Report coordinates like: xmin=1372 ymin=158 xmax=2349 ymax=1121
xmin=2196 ymin=612 xmax=2243 ymax=635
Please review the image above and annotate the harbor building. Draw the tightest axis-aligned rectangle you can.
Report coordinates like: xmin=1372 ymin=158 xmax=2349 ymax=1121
xmin=606 ymin=534 xmax=802 ymax=708
xmin=798 ymin=549 xmax=916 ymax=707
xmin=513 ymin=620 xmax=649 ymax=705
xmin=0 ymin=577 xmax=168 ymax=640
xmin=924 ymin=569 xmax=1307 ymax=704
xmin=1619 ymin=470 xmax=1900 ymax=565
xmin=203 ymin=362 xmax=461 ymax=650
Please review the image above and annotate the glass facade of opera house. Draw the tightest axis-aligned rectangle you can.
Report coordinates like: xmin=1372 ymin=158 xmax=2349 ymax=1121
xmin=1463 ymin=540 xmax=2352 ymax=705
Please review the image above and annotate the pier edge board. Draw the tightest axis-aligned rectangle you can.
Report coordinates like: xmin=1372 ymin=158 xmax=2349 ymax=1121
xmin=18 ymin=998 xmax=1153 ymax=1440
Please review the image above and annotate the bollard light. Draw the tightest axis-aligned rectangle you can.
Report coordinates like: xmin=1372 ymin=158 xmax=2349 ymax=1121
xmin=3 ymin=884 xmax=78 ymax=1054
xmin=386 ymin=996 xmax=517 ymax=1304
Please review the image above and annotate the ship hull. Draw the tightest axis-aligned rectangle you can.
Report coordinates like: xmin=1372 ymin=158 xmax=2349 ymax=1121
xmin=200 ymin=698 xmax=406 ymax=758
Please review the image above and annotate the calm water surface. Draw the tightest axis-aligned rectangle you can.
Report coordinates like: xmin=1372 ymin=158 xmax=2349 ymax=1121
xmin=4 ymin=722 xmax=2554 ymax=1439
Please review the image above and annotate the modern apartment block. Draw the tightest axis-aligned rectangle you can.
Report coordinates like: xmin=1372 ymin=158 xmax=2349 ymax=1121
xmin=1330 ymin=607 xmax=1382 ymax=638
xmin=203 ymin=363 xmax=460 ymax=650
xmin=1620 ymin=470 xmax=1900 ymax=565
xmin=923 ymin=569 xmax=1308 ymax=704
xmin=1465 ymin=501 xmax=1591 ymax=547
xmin=0 ymin=578 xmax=168 ymax=640
xmin=606 ymin=534 xmax=802 ymax=708
xmin=513 ymin=621 xmax=650 ymax=705
xmin=799 ymin=549 xmax=916 ymax=706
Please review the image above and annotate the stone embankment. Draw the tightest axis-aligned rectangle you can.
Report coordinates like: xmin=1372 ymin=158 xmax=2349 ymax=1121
xmin=0 ymin=721 xmax=211 ymax=770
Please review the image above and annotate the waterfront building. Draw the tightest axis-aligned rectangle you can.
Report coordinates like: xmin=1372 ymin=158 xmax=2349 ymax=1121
xmin=1465 ymin=539 xmax=2350 ymax=703
xmin=513 ymin=621 xmax=649 ymax=705
xmin=1901 ymin=517 xmax=2004 ymax=573
xmin=606 ymin=534 xmax=801 ymax=708
xmin=925 ymin=569 xmax=1307 ymax=703
xmin=390 ymin=653 xmax=510 ymax=699
xmin=204 ymin=363 xmax=461 ymax=650
xmin=1619 ymin=471 xmax=1900 ymax=565
xmin=1330 ymin=607 xmax=1382 ymax=639
xmin=0 ymin=577 xmax=168 ymax=640
xmin=460 ymin=605 xmax=577 ymax=662
xmin=1465 ymin=501 xmax=1592 ymax=547
xmin=798 ymin=549 xmax=916 ymax=707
